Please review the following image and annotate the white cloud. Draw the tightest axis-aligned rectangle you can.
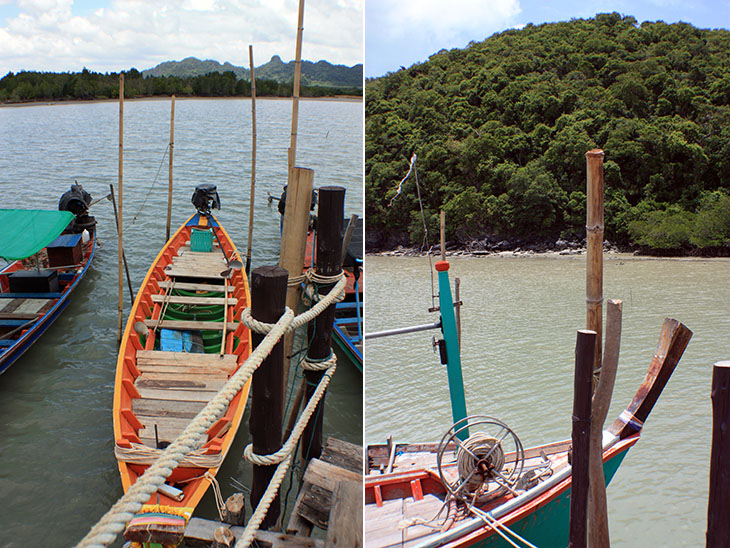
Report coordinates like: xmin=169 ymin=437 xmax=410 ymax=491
xmin=366 ymin=0 xmax=519 ymax=76
xmin=0 ymin=0 xmax=362 ymax=74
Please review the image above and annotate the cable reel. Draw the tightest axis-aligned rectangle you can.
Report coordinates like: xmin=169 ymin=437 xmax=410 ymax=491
xmin=436 ymin=415 xmax=525 ymax=504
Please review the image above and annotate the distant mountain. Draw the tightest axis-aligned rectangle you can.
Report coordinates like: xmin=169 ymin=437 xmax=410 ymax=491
xmin=143 ymin=56 xmax=363 ymax=89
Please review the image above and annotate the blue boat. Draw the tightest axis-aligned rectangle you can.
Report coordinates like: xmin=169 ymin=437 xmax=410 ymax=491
xmin=0 ymin=185 xmax=96 ymax=375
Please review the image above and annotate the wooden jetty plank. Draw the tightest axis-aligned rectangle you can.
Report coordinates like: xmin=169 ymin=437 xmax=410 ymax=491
xmin=133 ymin=398 xmax=207 ymax=419
xmin=137 ymin=350 xmax=238 ymax=367
xmin=143 ymin=319 xmax=239 ymax=331
xmin=158 ymin=280 xmax=229 ymax=293
xmin=320 ymin=437 xmax=363 ymax=474
xmin=286 ymin=458 xmax=362 ymax=534
xmin=185 ymin=517 xmax=324 ymax=548
xmin=324 ymin=480 xmax=362 ymax=548
xmin=150 ymin=294 xmax=237 ymax=306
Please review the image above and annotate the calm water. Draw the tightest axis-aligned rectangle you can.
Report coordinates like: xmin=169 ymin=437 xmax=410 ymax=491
xmin=365 ymin=254 xmax=729 ymax=547
xmin=0 ymin=98 xmax=363 ymax=547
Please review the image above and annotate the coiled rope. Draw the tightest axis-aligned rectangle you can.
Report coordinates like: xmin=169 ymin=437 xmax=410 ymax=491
xmin=76 ymin=272 xmax=345 ymax=548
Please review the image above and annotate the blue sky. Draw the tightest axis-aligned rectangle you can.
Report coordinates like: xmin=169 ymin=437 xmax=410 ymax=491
xmin=366 ymin=0 xmax=730 ymax=77
xmin=0 ymin=0 xmax=363 ymax=75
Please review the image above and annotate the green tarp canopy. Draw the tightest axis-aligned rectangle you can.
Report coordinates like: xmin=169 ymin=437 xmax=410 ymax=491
xmin=0 ymin=209 xmax=74 ymax=261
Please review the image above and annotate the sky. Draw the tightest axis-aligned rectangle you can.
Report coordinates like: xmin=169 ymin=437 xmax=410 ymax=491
xmin=0 ymin=0 xmax=363 ymax=76
xmin=366 ymin=0 xmax=730 ymax=77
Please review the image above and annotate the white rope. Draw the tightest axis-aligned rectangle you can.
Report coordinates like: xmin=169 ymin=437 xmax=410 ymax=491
xmin=236 ymin=360 xmax=336 ymax=547
xmin=469 ymin=506 xmax=541 ymax=548
xmin=241 ymin=274 xmax=346 ymax=335
xmin=75 ymin=308 xmax=294 ymax=548
xmin=204 ymin=471 xmax=227 ymax=522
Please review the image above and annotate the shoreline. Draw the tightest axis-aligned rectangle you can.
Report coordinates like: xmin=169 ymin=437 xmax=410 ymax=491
xmin=0 ymin=94 xmax=362 ymax=108
xmin=367 ymin=245 xmax=730 ymax=262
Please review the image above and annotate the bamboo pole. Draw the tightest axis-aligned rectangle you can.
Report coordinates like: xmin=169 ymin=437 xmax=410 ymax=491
xmin=586 ymin=149 xmax=604 ymax=380
xmin=287 ymin=0 xmax=305 ymax=172
xmin=166 ymin=95 xmax=175 ymax=242
xmin=707 ymin=360 xmax=730 ymax=547
xmin=117 ymin=73 xmax=124 ymax=344
xmin=279 ymin=167 xmax=314 ymax=394
xmin=245 ymin=45 xmax=257 ymax=275
xmin=569 ymin=329 xmax=596 ymax=548
xmin=589 ymin=299 xmax=622 ymax=548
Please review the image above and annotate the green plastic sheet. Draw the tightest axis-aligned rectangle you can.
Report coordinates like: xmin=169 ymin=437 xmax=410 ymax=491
xmin=0 ymin=209 xmax=75 ymax=261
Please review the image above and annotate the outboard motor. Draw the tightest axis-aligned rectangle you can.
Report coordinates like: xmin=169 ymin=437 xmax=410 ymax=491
xmin=191 ymin=183 xmax=221 ymax=216
xmin=59 ymin=182 xmax=96 ymax=235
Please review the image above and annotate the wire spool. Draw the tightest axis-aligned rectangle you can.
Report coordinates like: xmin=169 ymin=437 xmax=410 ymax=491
xmin=436 ymin=415 xmax=525 ymax=504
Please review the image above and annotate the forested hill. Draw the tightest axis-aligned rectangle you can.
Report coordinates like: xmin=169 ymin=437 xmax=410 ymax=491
xmin=144 ymin=56 xmax=363 ymax=89
xmin=366 ymin=13 xmax=730 ymax=254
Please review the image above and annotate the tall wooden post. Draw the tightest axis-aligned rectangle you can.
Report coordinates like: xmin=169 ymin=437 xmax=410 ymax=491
xmin=569 ymin=329 xmax=595 ymax=548
xmin=586 ymin=149 xmax=604 ymax=378
xmin=166 ymin=94 xmax=175 ymax=242
xmin=245 ymin=45 xmax=257 ymax=275
xmin=589 ymin=299 xmax=622 ymax=548
xmin=706 ymin=360 xmax=730 ymax=547
xmin=279 ymin=167 xmax=314 ymax=392
xmin=117 ymin=73 xmax=125 ymax=344
xmin=249 ymin=266 xmax=288 ymax=530
xmin=301 ymin=186 xmax=344 ymax=463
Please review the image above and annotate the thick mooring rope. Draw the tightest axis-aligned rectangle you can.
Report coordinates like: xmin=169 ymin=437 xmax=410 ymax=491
xmin=76 ymin=273 xmax=346 ymax=548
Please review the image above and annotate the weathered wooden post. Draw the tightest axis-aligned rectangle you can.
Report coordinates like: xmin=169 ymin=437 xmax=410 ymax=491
xmin=166 ymin=94 xmax=175 ymax=242
xmin=109 ymin=183 xmax=134 ymax=306
xmin=586 ymin=149 xmax=604 ymax=378
xmin=706 ymin=360 xmax=730 ymax=547
xmin=117 ymin=73 xmax=125 ymax=344
xmin=302 ymin=186 xmax=344 ymax=463
xmin=569 ymin=329 xmax=595 ymax=548
xmin=249 ymin=265 xmax=288 ymax=529
xmin=589 ymin=299 xmax=622 ymax=548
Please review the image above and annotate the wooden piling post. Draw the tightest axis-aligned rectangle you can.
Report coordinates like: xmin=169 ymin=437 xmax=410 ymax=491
xmin=589 ymin=299 xmax=622 ymax=548
xmin=222 ymin=493 xmax=246 ymax=526
xmin=279 ymin=167 xmax=315 ymax=393
xmin=302 ymin=186 xmax=345 ymax=463
xmin=249 ymin=265 xmax=288 ymax=529
xmin=706 ymin=360 xmax=730 ymax=547
xmin=569 ymin=329 xmax=595 ymax=548
xmin=245 ymin=45 xmax=257 ymax=275
xmin=117 ymin=73 xmax=124 ymax=344
xmin=586 ymin=149 xmax=604 ymax=378
xmin=166 ymin=94 xmax=175 ymax=242
xmin=212 ymin=526 xmax=235 ymax=548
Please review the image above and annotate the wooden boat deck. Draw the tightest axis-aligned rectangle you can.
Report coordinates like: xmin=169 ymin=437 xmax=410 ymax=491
xmin=132 ymin=350 xmax=239 ymax=447
xmin=366 ymin=494 xmax=448 ymax=548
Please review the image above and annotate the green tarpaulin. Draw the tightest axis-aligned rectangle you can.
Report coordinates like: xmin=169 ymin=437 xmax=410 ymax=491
xmin=0 ymin=209 xmax=75 ymax=261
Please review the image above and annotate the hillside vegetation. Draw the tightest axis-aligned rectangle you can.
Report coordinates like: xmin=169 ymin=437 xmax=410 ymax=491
xmin=1 ymin=57 xmax=362 ymax=104
xmin=143 ymin=56 xmax=363 ymax=89
xmin=365 ymin=13 xmax=730 ymax=253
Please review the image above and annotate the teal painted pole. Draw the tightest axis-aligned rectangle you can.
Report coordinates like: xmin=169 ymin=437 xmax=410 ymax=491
xmin=435 ymin=260 xmax=469 ymax=439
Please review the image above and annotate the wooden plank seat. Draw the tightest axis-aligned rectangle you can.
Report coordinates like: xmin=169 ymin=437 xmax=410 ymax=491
xmin=157 ymin=280 xmax=229 ymax=293
xmin=0 ymin=297 xmax=53 ymax=315
xmin=150 ymin=294 xmax=237 ymax=306
xmin=133 ymin=398 xmax=207 ymax=420
xmin=0 ymin=312 xmax=42 ymax=320
xmin=163 ymin=265 xmax=227 ymax=280
xmin=143 ymin=319 xmax=239 ymax=331
xmin=135 ymin=350 xmax=238 ymax=375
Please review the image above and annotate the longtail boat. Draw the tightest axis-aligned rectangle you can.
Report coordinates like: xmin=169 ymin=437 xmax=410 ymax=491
xmin=305 ymin=215 xmax=363 ymax=371
xmin=0 ymin=183 xmax=96 ymax=375
xmin=364 ymin=260 xmax=692 ymax=548
xmin=113 ymin=184 xmax=252 ymax=546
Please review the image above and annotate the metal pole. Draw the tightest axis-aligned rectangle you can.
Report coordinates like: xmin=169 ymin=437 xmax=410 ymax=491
xmin=364 ymin=321 xmax=442 ymax=340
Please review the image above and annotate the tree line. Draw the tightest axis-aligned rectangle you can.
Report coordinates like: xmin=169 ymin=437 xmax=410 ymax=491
xmin=365 ymin=13 xmax=730 ymax=253
xmin=0 ymin=68 xmax=362 ymax=103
